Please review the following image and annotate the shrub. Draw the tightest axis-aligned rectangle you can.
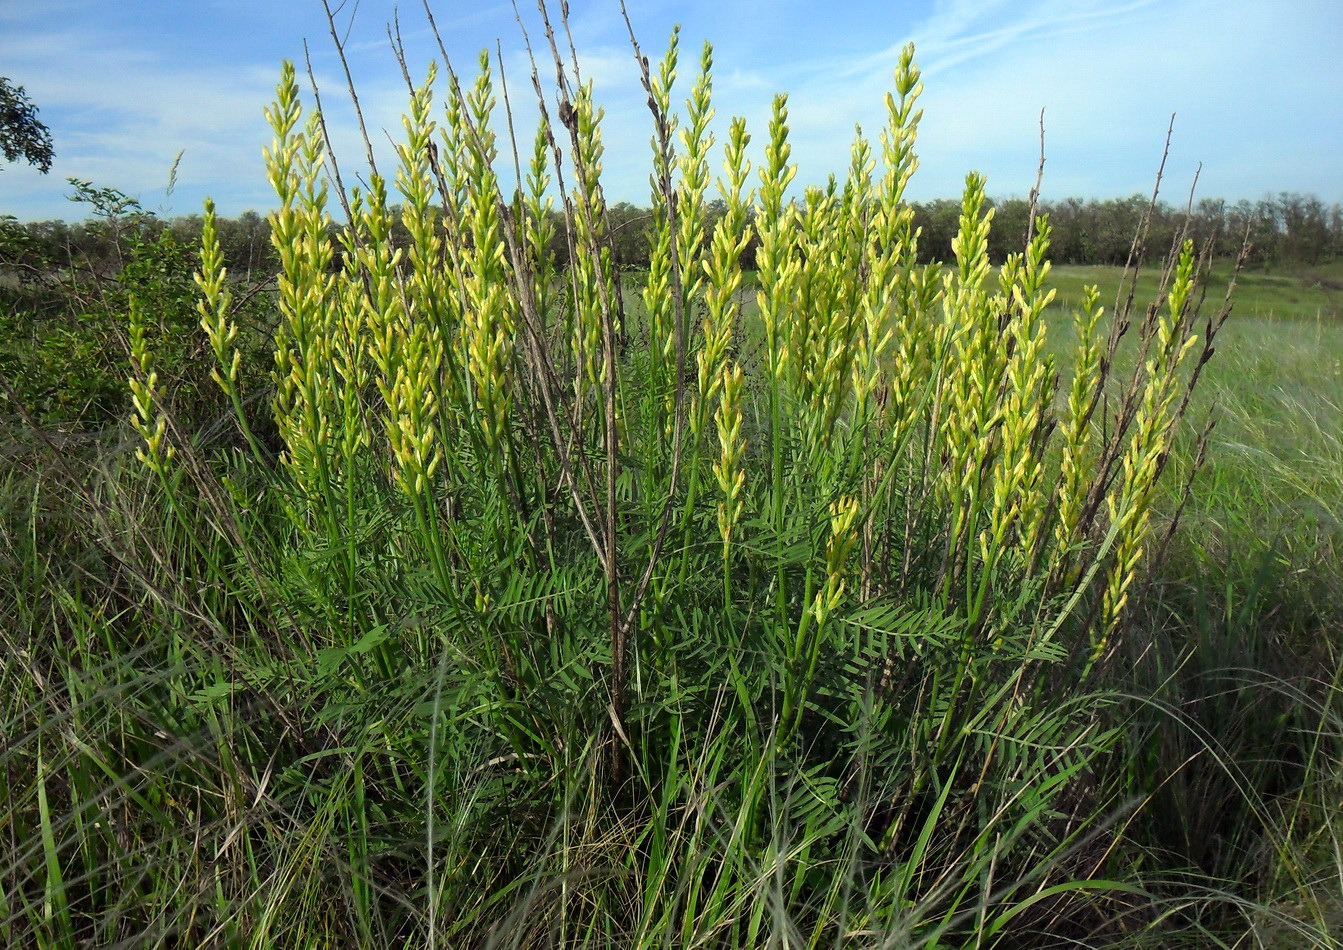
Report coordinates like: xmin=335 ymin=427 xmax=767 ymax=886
xmin=0 ymin=183 xmax=271 ymax=432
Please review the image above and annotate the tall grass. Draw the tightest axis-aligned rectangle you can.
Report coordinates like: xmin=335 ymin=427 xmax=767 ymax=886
xmin=1111 ymin=312 xmax=1343 ymax=945
xmin=2 ymin=6 xmax=1338 ymax=947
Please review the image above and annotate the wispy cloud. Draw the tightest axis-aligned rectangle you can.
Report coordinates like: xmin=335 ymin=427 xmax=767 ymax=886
xmin=1 ymin=20 xmax=280 ymax=218
xmin=681 ymin=0 xmax=1342 ymax=202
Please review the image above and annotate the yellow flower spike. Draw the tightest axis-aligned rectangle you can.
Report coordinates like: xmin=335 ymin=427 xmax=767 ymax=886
xmin=755 ymin=95 xmax=798 ymax=391
xmin=1095 ymin=239 xmax=1203 ymax=652
xmin=713 ymin=362 xmax=747 ymax=552
xmin=127 ymin=295 xmax=174 ymax=478
xmin=263 ymin=74 xmax=341 ymax=507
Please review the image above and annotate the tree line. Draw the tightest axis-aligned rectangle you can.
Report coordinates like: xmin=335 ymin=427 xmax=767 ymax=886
xmin=4 ymin=190 xmax=1340 ymax=291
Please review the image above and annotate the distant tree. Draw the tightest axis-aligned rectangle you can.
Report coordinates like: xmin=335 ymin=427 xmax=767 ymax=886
xmin=606 ymin=201 xmax=652 ymax=270
xmin=911 ymin=199 xmax=962 ymax=263
xmin=985 ymin=197 xmax=1031 ymax=261
xmin=1278 ymin=192 xmax=1331 ymax=265
xmin=0 ymin=77 xmax=54 ymax=173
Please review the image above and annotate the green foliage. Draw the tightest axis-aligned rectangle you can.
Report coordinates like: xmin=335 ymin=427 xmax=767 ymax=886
xmin=0 ymin=307 xmax=125 ymax=424
xmin=0 ymin=226 xmax=197 ymax=428
xmin=0 ymin=76 xmax=54 ymax=173
xmin=0 ymin=180 xmax=271 ymax=430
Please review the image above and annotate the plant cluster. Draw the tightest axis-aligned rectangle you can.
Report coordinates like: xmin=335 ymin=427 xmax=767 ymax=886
xmin=4 ymin=7 xmax=1337 ymax=949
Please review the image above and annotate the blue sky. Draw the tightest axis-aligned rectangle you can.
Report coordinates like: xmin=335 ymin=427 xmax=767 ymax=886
xmin=1 ymin=0 xmax=1339 ymax=222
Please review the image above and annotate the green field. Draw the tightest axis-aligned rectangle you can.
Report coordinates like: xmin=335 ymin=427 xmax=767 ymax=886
xmin=1050 ymin=263 xmax=1342 ymax=612
xmin=1050 ymin=258 xmax=1343 ymax=322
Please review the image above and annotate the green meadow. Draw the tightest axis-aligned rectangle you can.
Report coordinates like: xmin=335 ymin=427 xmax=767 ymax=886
xmin=1050 ymin=259 xmax=1343 ymax=322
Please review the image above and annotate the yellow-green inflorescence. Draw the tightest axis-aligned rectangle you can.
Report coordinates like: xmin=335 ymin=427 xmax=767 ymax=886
xmin=1096 ymin=240 xmax=1201 ymax=657
xmin=164 ymin=41 xmax=1213 ymax=678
